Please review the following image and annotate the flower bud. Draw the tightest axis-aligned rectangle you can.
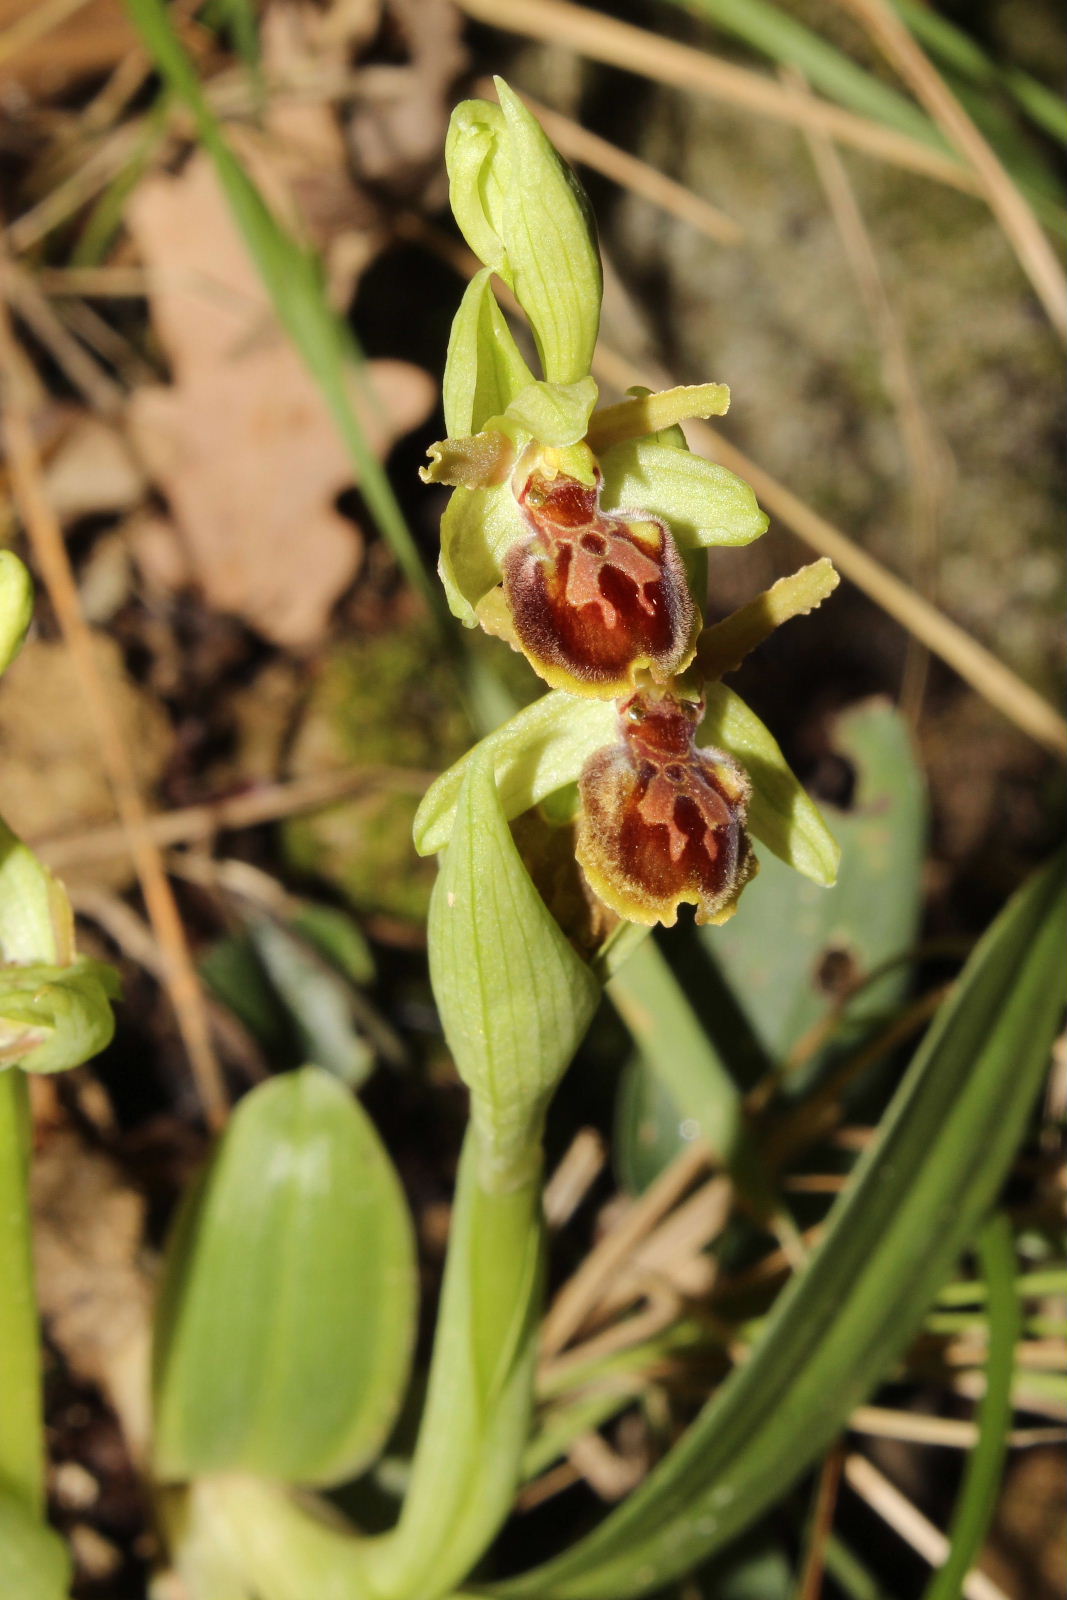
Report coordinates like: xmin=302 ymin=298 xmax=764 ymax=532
xmin=503 ymin=463 xmax=697 ymax=698
xmin=576 ymin=688 xmax=756 ymax=926
xmin=445 ymin=81 xmax=602 ymax=385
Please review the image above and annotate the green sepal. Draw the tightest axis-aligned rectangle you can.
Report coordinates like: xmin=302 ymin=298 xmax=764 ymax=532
xmin=414 ymin=692 xmax=616 ymax=856
xmin=499 ymin=376 xmax=599 ymax=448
xmin=703 ymin=684 xmax=840 ymax=887
xmin=0 ymin=554 xmax=33 ymax=679
xmin=443 ymin=268 xmax=536 ymax=438
xmin=600 ymin=438 xmax=769 ymax=549
xmin=153 ymin=1066 xmax=417 ymax=1486
xmin=437 ymin=482 xmax=528 ymax=625
xmin=0 ymin=1490 xmax=72 ymax=1600
xmin=0 ymin=959 xmax=119 ymax=1075
xmin=427 ymin=743 xmax=600 ymax=1190
xmin=446 ymin=81 xmax=602 ymax=384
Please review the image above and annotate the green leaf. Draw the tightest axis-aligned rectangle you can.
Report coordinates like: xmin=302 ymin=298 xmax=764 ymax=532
xmin=712 ymin=698 xmax=925 ymax=1064
xmin=702 ymin=684 xmax=839 ymax=887
xmin=415 ymin=692 xmax=616 ymax=856
xmin=0 ymin=1490 xmax=71 ymax=1600
xmin=427 ymin=744 xmax=600 ymax=1189
xmin=249 ymin=919 xmax=374 ymax=1087
xmin=445 ymin=81 xmax=602 ymax=384
xmin=444 ymin=268 xmax=536 ymax=438
xmin=153 ymin=1066 xmax=416 ymax=1486
xmin=484 ymin=851 xmax=1067 ymax=1597
xmin=599 ymin=440 xmax=768 ymax=550
xmin=0 ymin=554 xmax=33 ymax=678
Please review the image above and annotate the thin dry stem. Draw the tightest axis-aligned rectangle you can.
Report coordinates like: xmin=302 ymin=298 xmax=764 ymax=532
xmin=30 ymin=766 xmax=434 ymax=870
xmin=457 ymin=0 xmax=982 ymax=193
xmin=0 ymin=266 xmax=228 ymax=1129
xmin=540 ymin=1138 xmax=712 ymax=1356
xmin=835 ymin=0 xmax=1067 ymax=342
xmin=843 ymin=1454 xmax=1010 ymax=1600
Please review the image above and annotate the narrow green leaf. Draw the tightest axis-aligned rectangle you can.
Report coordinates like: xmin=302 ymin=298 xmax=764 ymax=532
xmin=123 ymin=0 xmax=445 ymax=625
xmin=599 ymin=440 xmax=768 ymax=551
xmin=702 ymin=684 xmax=839 ymax=887
xmin=154 ymin=1066 xmax=417 ymax=1486
xmin=444 ymin=269 xmax=536 ymax=438
xmin=428 ymin=744 xmax=600 ymax=1189
xmin=922 ymin=1213 xmax=1019 ymax=1600
xmin=486 ymin=852 xmax=1067 ymax=1596
xmin=414 ymin=692 xmax=616 ymax=856
xmin=249 ymin=919 xmax=374 ymax=1087
xmin=0 ymin=1489 xmax=71 ymax=1600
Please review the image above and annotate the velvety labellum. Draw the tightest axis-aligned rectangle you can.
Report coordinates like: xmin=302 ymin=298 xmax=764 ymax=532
xmin=577 ymin=690 xmax=755 ymax=927
xmin=503 ymin=469 xmax=696 ymax=698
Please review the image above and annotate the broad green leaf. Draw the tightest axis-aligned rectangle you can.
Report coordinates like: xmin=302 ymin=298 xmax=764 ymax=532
xmin=599 ymin=440 xmax=768 ymax=550
xmin=485 ymin=852 xmax=1067 ymax=1597
xmin=445 ymin=82 xmax=602 ymax=384
xmin=0 ymin=554 xmax=33 ymax=678
xmin=712 ymin=698 xmax=925 ymax=1063
xmin=0 ymin=1490 xmax=71 ymax=1600
xmin=427 ymin=744 xmax=600 ymax=1188
xmin=702 ymin=684 xmax=839 ymax=886
xmin=443 ymin=269 xmax=535 ymax=439
xmin=414 ymin=692 xmax=616 ymax=856
xmin=153 ymin=1066 xmax=416 ymax=1486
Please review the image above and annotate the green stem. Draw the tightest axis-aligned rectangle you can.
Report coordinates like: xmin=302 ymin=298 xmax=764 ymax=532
xmin=361 ymin=1127 xmax=545 ymax=1600
xmin=0 ymin=1070 xmax=43 ymax=1514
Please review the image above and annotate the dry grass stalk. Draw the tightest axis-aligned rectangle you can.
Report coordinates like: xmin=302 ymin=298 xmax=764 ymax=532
xmin=457 ymin=0 xmax=982 ymax=193
xmin=844 ymin=1453 xmax=1010 ymax=1600
xmin=835 ymin=0 xmax=1067 ymax=342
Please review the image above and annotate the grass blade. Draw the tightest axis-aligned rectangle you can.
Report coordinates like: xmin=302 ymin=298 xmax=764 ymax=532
xmin=123 ymin=0 xmax=444 ymax=625
xmin=922 ymin=1212 xmax=1019 ymax=1600
xmin=486 ymin=851 xmax=1067 ymax=1597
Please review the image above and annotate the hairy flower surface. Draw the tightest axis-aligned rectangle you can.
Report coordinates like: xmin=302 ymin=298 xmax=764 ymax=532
xmin=576 ymin=687 xmax=754 ymax=927
xmin=504 ymin=465 xmax=696 ymax=697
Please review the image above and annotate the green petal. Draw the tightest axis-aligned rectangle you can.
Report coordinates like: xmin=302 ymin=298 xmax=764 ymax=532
xmin=501 ymin=376 xmax=599 ymax=447
xmin=0 ymin=959 xmax=119 ymax=1075
xmin=414 ymin=692 xmax=617 ymax=856
xmin=428 ymin=743 xmax=601 ymax=1189
xmin=443 ymin=268 xmax=535 ymax=438
xmin=702 ymin=684 xmax=839 ymax=886
xmin=153 ymin=1066 xmax=417 ymax=1486
xmin=437 ymin=482 xmax=529 ymax=624
xmin=600 ymin=439 xmax=768 ymax=549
